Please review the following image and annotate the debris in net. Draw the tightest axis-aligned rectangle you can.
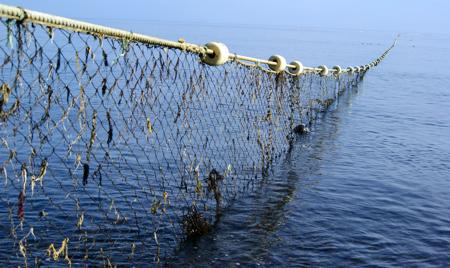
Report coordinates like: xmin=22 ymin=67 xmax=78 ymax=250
xmin=17 ymin=190 xmax=25 ymax=220
xmin=18 ymin=227 xmax=36 ymax=264
xmin=206 ymin=169 xmax=225 ymax=217
xmin=65 ymin=85 xmax=71 ymax=103
xmin=293 ymin=124 xmax=310 ymax=135
xmin=18 ymin=240 xmax=27 ymax=263
xmin=102 ymin=78 xmax=107 ymax=96
xmin=129 ymin=242 xmax=136 ymax=260
xmin=146 ymin=117 xmax=153 ymax=135
xmin=75 ymin=153 xmax=82 ymax=169
xmin=120 ymin=38 xmax=130 ymax=56
xmin=39 ymin=210 xmax=48 ymax=218
xmin=85 ymin=46 xmax=91 ymax=63
xmin=206 ymin=169 xmax=224 ymax=206
xmin=162 ymin=191 xmax=169 ymax=213
xmin=46 ymin=26 xmax=54 ymax=41
xmin=193 ymin=164 xmax=203 ymax=195
xmin=265 ymin=109 xmax=272 ymax=122
xmin=114 ymin=215 xmax=128 ymax=225
xmin=224 ymin=164 xmax=233 ymax=177
xmin=76 ymin=212 xmax=84 ymax=229
xmin=37 ymin=159 xmax=48 ymax=179
xmin=195 ymin=178 xmax=203 ymax=195
xmin=150 ymin=192 xmax=170 ymax=214
xmin=154 ymin=231 xmax=161 ymax=263
xmin=323 ymin=98 xmax=334 ymax=108
xmin=78 ymin=85 xmax=86 ymax=120
xmin=6 ymin=19 xmax=13 ymax=48
xmin=31 ymin=159 xmax=48 ymax=194
xmin=82 ymin=163 xmax=89 ymax=185
xmin=0 ymin=83 xmax=11 ymax=106
xmin=102 ymin=49 xmax=109 ymax=66
xmin=30 ymin=85 xmax=52 ymax=131
xmin=0 ymin=55 xmax=11 ymax=68
xmin=182 ymin=206 xmax=212 ymax=239
xmin=21 ymin=164 xmax=27 ymax=193
xmin=1 ymin=166 xmax=6 ymax=186
xmin=0 ymin=82 xmax=19 ymax=121
xmin=47 ymin=238 xmax=71 ymax=266
xmin=86 ymin=111 xmax=97 ymax=162
xmin=150 ymin=200 xmax=161 ymax=214
xmin=55 ymin=48 xmax=61 ymax=72
xmin=92 ymin=164 xmax=103 ymax=186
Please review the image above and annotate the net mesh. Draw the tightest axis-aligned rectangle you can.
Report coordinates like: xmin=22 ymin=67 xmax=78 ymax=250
xmin=0 ymin=18 xmax=364 ymax=266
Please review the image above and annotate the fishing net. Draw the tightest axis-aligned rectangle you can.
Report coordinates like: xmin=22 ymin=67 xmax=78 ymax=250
xmin=0 ymin=18 xmax=364 ymax=266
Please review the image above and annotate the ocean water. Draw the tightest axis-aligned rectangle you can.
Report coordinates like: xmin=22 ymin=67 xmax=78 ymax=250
xmin=1 ymin=15 xmax=450 ymax=266
xmin=146 ymin=25 xmax=450 ymax=266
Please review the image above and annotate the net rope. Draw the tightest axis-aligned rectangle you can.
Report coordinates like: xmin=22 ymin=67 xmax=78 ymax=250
xmin=0 ymin=5 xmax=394 ymax=267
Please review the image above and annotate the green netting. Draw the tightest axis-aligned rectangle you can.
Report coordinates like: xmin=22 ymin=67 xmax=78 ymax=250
xmin=0 ymin=18 xmax=364 ymax=266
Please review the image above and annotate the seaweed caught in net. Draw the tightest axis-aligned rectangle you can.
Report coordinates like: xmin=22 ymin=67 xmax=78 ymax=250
xmin=0 ymin=18 xmax=364 ymax=266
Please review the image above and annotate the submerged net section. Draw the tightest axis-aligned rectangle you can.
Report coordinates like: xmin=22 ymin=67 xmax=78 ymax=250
xmin=0 ymin=17 xmax=367 ymax=266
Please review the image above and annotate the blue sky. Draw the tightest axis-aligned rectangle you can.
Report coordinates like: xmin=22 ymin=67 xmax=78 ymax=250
xmin=2 ymin=0 xmax=449 ymax=35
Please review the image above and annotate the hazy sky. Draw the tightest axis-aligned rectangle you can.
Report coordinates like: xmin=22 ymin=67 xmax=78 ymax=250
xmin=2 ymin=0 xmax=449 ymax=35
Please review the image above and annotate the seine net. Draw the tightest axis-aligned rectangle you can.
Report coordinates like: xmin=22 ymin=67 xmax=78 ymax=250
xmin=0 ymin=18 xmax=364 ymax=266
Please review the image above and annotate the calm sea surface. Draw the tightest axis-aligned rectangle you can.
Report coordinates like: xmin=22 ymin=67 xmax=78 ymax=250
xmin=129 ymin=23 xmax=450 ymax=267
xmin=4 ymin=16 xmax=450 ymax=266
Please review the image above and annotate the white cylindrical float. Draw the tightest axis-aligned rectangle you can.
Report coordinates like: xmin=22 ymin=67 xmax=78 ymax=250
xmin=202 ymin=42 xmax=230 ymax=66
xmin=288 ymin=60 xmax=304 ymax=75
xmin=268 ymin=55 xmax=287 ymax=72
xmin=332 ymin=65 xmax=342 ymax=75
xmin=318 ymin=65 xmax=329 ymax=76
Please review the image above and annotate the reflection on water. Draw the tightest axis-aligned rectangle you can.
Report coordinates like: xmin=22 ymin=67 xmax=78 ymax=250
xmin=166 ymin=79 xmax=360 ymax=267
xmin=167 ymin=30 xmax=450 ymax=267
xmin=1 ymin=17 xmax=449 ymax=266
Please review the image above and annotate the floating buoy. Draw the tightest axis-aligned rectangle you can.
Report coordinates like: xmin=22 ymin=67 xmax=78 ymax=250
xmin=202 ymin=42 xmax=229 ymax=66
xmin=288 ymin=60 xmax=304 ymax=75
xmin=318 ymin=65 xmax=328 ymax=76
xmin=268 ymin=55 xmax=287 ymax=72
xmin=332 ymin=65 xmax=342 ymax=75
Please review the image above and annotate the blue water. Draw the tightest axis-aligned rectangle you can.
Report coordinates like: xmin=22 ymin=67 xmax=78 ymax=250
xmin=146 ymin=25 xmax=450 ymax=266
xmin=2 ymin=15 xmax=450 ymax=266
